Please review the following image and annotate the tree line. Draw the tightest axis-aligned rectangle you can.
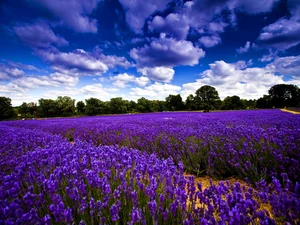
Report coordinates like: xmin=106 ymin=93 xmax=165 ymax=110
xmin=0 ymin=84 xmax=299 ymax=120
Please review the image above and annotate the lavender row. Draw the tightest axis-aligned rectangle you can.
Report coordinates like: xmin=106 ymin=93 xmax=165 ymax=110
xmin=4 ymin=110 xmax=300 ymax=183
xmin=1 ymin=125 xmax=299 ymax=224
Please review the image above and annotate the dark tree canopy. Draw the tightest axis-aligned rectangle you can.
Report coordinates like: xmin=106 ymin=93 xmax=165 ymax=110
xmin=223 ymin=95 xmax=244 ymax=110
xmin=268 ymin=84 xmax=300 ymax=108
xmin=256 ymin=95 xmax=272 ymax=109
xmin=165 ymin=94 xmax=184 ymax=111
xmin=109 ymin=97 xmax=128 ymax=114
xmin=85 ymin=98 xmax=106 ymax=116
xmin=56 ymin=96 xmax=76 ymax=117
xmin=0 ymin=97 xmax=15 ymax=120
xmin=38 ymin=98 xmax=58 ymax=117
xmin=185 ymin=94 xmax=196 ymax=110
xmin=137 ymin=97 xmax=152 ymax=113
xmin=194 ymin=85 xmax=221 ymax=110
xmin=76 ymin=101 xmax=85 ymax=115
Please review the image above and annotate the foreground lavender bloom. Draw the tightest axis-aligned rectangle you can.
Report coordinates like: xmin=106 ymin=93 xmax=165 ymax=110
xmin=0 ymin=110 xmax=299 ymax=224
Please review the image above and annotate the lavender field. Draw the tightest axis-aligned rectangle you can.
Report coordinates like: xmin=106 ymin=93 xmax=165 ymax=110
xmin=1 ymin=109 xmax=300 ymax=224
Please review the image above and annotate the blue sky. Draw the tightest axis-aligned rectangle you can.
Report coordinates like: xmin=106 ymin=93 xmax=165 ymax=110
xmin=0 ymin=0 xmax=300 ymax=106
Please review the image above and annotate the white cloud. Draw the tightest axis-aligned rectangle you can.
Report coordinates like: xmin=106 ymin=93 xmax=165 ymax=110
xmin=148 ymin=13 xmax=190 ymax=39
xmin=207 ymin=21 xmax=228 ymax=33
xmin=0 ymin=83 xmax=27 ymax=94
xmin=0 ymin=64 xmax=24 ymax=81
xmin=257 ymin=12 xmax=300 ymax=50
xmin=134 ymin=76 xmax=150 ymax=86
xmin=268 ymin=56 xmax=300 ymax=77
xmin=259 ymin=49 xmax=278 ymax=62
xmin=130 ymin=82 xmax=181 ymax=100
xmin=79 ymin=83 xmax=120 ymax=100
xmin=50 ymin=72 xmax=79 ymax=86
xmin=37 ymin=47 xmax=132 ymax=76
xmin=130 ymin=34 xmax=205 ymax=67
xmin=12 ymin=76 xmax=60 ymax=89
xmin=181 ymin=60 xmax=285 ymax=100
xmin=111 ymin=73 xmax=135 ymax=88
xmin=0 ymin=83 xmax=36 ymax=106
xmin=119 ymin=0 xmax=171 ymax=33
xmin=138 ymin=67 xmax=174 ymax=82
xmin=5 ymin=61 xmax=40 ymax=71
xmin=111 ymin=73 xmax=151 ymax=88
xmin=199 ymin=35 xmax=221 ymax=48
xmin=14 ymin=23 xmax=69 ymax=48
xmin=237 ymin=41 xmax=251 ymax=54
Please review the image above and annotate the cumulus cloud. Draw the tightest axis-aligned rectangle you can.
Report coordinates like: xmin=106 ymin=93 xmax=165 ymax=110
xmin=12 ymin=75 xmax=60 ymax=89
xmin=37 ymin=47 xmax=132 ymax=76
xmin=119 ymin=0 xmax=171 ymax=33
xmin=0 ymin=64 xmax=25 ymax=81
xmin=37 ymin=49 xmax=108 ymax=75
xmin=130 ymin=82 xmax=181 ymax=100
xmin=41 ymin=84 xmax=120 ymax=102
xmin=237 ymin=41 xmax=251 ymax=54
xmin=5 ymin=61 xmax=40 ymax=71
xmin=148 ymin=13 xmax=190 ymax=39
xmin=257 ymin=2 xmax=300 ymax=50
xmin=111 ymin=73 xmax=151 ymax=88
xmin=130 ymin=34 xmax=205 ymax=67
xmin=183 ymin=0 xmax=277 ymax=30
xmin=257 ymin=18 xmax=300 ymax=50
xmin=259 ymin=49 xmax=278 ymax=62
xmin=0 ymin=83 xmax=26 ymax=94
xmin=0 ymin=83 xmax=34 ymax=106
xmin=134 ymin=76 xmax=150 ymax=86
xmin=181 ymin=60 xmax=285 ymax=100
xmin=49 ymin=72 xmax=79 ymax=86
xmin=207 ymin=21 xmax=228 ymax=33
xmin=138 ymin=67 xmax=174 ymax=82
xmin=268 ymin=56 xmax=300 ymax=76
xmin=29 ymin=0 xmax=100 ymax=33
xmin=14 ymin=23 xmax=69 ymax=48
xmin=8 ymin=71 xmax=78 ymax=90
xmin=111 ymin=73 xmax=135 ymax=88
xmin=91 ymin=46 xmax=132 ymax=68
xmin=145 ymin=0 xmax=277 ymax=47
xmin=199 ymin=35 xmax=221 ymax=48
xmin=80 ymin=83 xmax=121 ymax=100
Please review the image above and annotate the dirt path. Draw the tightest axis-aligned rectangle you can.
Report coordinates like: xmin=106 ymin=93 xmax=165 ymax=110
xmin=280 ymin=109 xmax=300 ymax=114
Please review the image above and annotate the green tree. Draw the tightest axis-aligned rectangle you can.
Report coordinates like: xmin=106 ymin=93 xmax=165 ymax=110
xmin=19 ymin=102 xmax=30 ymax=116
xmin=256 ymin=95 xmax=272 ymax=109
xmin=137 ymin=97 xmax=153 ymax=113
xmin=76 ymin=101 xmax=85 ymax=115
xmin=194 ymin=85 xmax=221 ymax=110
xmin=185 ymin=94 xmax=196 ymax=110
xmin=38 ymin=98 xmax=58 ymax=117
xmin=165 ymin=94 xmax=184 ymax=111
xmin=241 ymin=99 xmax=256 ymax=109
xmin=109 ymin=97 xmax=128 ymax=114
xmin=0 ymin=96 xmax=15 ymax=120
xmin=85 ymin=98 xmax=105 ymax=116
xmin=222 ymin=95 xmax=244 ymax=110
xmin=27 ymin=102 xmax=37 ymax=118
xmin=268 ymin=84 xmax=300 ymax=108
xmin=56 ymin=96 xmax=76 ymax=117
xmin=126 ymin=100 xmax=137 ymax=113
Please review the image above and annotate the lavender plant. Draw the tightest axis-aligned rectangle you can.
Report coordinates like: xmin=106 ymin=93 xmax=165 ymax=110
xmin=1 ymin=110 xmax=299 ymax=224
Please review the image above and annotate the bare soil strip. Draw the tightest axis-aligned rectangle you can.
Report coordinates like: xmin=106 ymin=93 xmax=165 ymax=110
xmin=280 ymin=109 xmax=300 ymax=114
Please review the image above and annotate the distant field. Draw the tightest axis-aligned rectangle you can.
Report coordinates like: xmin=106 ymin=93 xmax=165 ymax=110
xmin=1 ymin=109 xmax=299 ymax=224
